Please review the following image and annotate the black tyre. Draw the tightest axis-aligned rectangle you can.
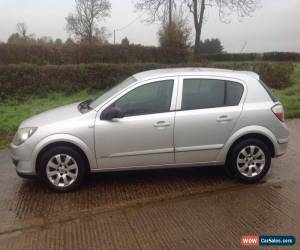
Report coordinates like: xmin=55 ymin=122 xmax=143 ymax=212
xmin=227 ymin=139 xmax=271 ymax=183
xmin=38 ymin=146 xmax=87 ymax=192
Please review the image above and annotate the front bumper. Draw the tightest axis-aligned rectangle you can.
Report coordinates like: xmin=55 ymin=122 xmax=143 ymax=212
xmin=10 ymin=143 xmax=36 ymax=176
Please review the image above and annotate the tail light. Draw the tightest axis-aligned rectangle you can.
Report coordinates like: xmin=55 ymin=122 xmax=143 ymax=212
xmin=272 ymin=104 xmax=285 ymax=122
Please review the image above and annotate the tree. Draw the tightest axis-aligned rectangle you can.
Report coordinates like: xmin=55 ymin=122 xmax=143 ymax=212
xmin=55 ymin=38 xmax=63 ymax=45
xmin=93 ymin=26 xmax=110 ymax=44
xmin=37 ymin=36 xmax=53 ymax=44
xmin=66 ymin=0 xmax=111 ymax=43
xmin=184 ymin=0 xmax=259 ymax=56
xmin=158 ymin=16 xmax=191 ymax=48
xmin=7 ymin=22 xmax=35 ymax=44
xmin=121 ymin=37 xmax=130 ymax=46
xmin=135 ymin=0 xmax=176 ymax=26
xmin=16 ymin=22 xmax=28 ymax=38
xmin=65 ymin=38 xmax=75 ymax=45
xmin=200 ymin=38 xmax=223 ymax=53
xmin=7 ymin=33 xmax=22 ymax=44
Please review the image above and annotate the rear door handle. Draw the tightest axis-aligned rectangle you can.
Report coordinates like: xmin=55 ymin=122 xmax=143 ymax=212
xmin=216 ymin=115 xmax=233 ymax=122
xmin=153 ymin=121 xmax=170 ymax=128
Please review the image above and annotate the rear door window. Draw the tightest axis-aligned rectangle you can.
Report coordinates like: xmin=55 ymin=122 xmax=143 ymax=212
xmin=225 ymin=81 xmax=244 ymax=106
xmin=181 ymin=79 xmax=244 ymax=110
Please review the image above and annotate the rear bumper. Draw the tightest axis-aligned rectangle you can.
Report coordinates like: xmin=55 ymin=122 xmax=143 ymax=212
xmin=274 ymin=140 xmax=288 ymax=157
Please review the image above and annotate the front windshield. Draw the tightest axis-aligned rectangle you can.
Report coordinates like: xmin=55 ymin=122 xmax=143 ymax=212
xmin=90 ymin=76 xmax=137 ymax=109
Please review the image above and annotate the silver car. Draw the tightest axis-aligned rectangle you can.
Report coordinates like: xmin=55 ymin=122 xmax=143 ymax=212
xmin=10 ymin=68 xmax=289 ymax=192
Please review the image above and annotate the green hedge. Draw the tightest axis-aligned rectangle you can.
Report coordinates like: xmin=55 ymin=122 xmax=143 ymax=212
xmin=0 ymin=62 xmax=294 ymax=100
xmin=211 ymin=62 xmax=295 ymax=89
xmin=202 ymin=53 xmax=259 ymax=61
xmin=0 ymin=44 xmax=189 ymax=65
xmin=1 ymin=44 xmax=299 ymax=65
xmin=262 ymin=52 xmax=300 ymax=61
xmin=202 ymin=52 xmax=300 ymax=62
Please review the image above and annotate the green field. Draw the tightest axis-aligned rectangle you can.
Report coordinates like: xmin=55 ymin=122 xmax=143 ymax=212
xmin=0 ymin=64 xmax=300 ymax=149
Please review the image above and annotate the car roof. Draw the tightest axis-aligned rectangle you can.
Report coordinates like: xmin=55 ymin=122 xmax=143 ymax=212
xmin=133 ymin=67 xmax=260 ymax=81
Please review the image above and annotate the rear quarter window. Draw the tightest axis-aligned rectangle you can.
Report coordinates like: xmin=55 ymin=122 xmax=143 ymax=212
xmin=259 ymin=80 xmax=278 ymax=102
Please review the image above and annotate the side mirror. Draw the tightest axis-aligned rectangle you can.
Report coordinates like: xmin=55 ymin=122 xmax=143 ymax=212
xmin=101 ymin=107 xmax=124 ymax=120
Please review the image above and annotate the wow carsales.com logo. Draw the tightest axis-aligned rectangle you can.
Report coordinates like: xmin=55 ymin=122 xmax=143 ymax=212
xmin=241 ymin=235 xmax=296 ymax=247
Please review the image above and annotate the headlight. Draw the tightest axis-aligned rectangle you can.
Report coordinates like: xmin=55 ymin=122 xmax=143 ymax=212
xmin=13 ymin=127 xmax=38 ymax=146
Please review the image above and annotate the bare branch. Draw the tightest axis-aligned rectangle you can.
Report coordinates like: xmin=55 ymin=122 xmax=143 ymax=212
xmin=16 ymin=23 xmax=28 ymax=38
xmin=66 ymin=0 xmax=111 ymax=43
xmin=134 ymin=0 xmax=177 ymax=25
xmin=183 ymin=0 xmax=259 ymax=56
xmin=215 ymin=0 xmax=260 ymax=22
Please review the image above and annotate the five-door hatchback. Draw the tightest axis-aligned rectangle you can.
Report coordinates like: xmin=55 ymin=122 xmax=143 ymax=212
xmin=11 ymin=68 xmax=289 ymax=192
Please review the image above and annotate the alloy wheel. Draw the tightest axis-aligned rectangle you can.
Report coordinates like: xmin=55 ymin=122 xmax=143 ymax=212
xmin=46 ymin=154 xmax=79 ymax=187
xmin=236 ymin=145 xmax=266 ymax=178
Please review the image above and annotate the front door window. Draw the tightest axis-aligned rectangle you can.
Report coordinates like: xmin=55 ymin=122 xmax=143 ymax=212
xmin=111 ymin=80 xmax=174 ymax=117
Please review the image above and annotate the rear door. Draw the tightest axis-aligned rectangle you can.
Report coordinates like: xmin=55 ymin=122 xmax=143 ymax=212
xmin=174 ymin=76 xmax=245 ymax=164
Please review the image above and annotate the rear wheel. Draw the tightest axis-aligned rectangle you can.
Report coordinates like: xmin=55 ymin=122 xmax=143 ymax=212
xmin=38 ymin=146 xmax=87 ymax=192
xmin=228 ymin=139 xmax=271 ymax=183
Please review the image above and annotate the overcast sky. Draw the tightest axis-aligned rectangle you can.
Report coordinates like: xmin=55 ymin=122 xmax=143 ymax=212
xmin=0 ymin=0 xmax=299 ymax=52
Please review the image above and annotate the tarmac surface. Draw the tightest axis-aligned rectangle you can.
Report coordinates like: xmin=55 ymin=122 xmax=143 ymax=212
xmin=0 ymin=119 xmax=299 ymax=249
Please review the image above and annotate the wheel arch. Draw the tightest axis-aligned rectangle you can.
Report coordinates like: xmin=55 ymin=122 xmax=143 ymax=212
xmin=225 ymin=133 xmax=275 ymax=165
xmin=33 ymin=134 xmax=97 ymax=174
xmin=217 ymin=126 xmax=277 ymax=164
xmin=36 ymin=141 xmax=91 ymax=174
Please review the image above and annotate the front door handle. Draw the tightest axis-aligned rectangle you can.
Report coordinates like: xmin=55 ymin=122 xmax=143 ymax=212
xmin=153 ymin=121 xmax=170 ymax=128
xmin=216 ymin=115 xmax=233 ymax=122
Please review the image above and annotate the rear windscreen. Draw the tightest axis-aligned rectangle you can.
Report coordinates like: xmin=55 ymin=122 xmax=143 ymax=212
xmin=259 ymin=80 xmax=278 ymax=102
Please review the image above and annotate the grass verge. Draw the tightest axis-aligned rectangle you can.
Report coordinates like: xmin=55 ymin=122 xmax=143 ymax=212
xmin=274 ymin=64 xmax=300 ymax=118
xmin=0 ymin=90 xmax=100 ymax=149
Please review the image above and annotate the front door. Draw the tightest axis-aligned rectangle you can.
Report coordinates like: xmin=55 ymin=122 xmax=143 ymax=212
xmin=95 ymin=77 xmax=178 ymax=169
xmin=174 ymin=77 xmax=245 ymax=164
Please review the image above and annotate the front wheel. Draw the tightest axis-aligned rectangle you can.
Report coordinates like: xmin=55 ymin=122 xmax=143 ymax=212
xmin=228 ymin=139 xmax=271 ymax=183
xmin=38 ymin=146 xmax=87 ymax=192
